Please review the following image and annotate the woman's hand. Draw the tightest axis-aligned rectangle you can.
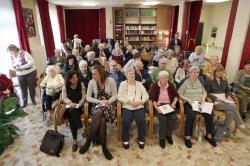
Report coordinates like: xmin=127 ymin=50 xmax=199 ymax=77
xmin=99 ymin=100 xmax=110 ymax=105
xmin=132 ymin=100 xmax=142 ymax=107
xmin=70 ymin=103 xmax=77 ymax=108
xmin=216 ymin=98 xmax=224 ymax=102
xmin=171 ymin=103 xmax=176 ymax=109
xmin=227 ymin=96 xmax=234 ymax=101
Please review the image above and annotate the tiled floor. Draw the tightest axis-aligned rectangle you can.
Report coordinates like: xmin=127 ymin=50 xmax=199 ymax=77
xmin=1 ymin=99 xmax=250 ymax=166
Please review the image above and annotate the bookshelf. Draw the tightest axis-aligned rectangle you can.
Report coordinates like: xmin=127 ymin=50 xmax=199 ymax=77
xmin=124 ymin=8 xmax=157 ymax=46
xmin=113 ymin=8 xmax=124 ymax=46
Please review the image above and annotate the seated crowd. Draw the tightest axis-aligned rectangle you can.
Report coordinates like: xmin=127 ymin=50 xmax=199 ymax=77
xmin=4 ymin=34 xmax=250 ymax=160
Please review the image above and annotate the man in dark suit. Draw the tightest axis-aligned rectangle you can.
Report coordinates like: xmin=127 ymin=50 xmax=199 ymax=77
xmin=169 ymin=32 xmax=181 ymax=50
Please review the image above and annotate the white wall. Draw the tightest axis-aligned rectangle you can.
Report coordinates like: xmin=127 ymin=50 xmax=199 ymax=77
xmin=225 ymin=0 xmax=250 ymax=82
xmin=105 ymin=7 xmax=113 ymax=39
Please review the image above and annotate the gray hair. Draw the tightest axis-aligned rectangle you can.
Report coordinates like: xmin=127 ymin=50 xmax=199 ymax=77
xmin=125 ymin=66 xmax=135 ymax=78
xmin=79 ymin=60 xmax=88 ymax=68
xmin=87 ymin=51 xmax=95 ymax=58
xmin=189 ymin=66 xmax=200 ymax=73
xmin=46 ymin=65 xmax=56 ymax=75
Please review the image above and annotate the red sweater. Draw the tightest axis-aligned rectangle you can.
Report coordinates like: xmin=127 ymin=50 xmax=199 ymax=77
xmin=0 ymin=74 xmax=15 ymax=100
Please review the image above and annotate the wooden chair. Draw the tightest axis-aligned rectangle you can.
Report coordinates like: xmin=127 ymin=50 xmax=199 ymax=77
xmin=208 ymin=96 xmax=240 ymax=134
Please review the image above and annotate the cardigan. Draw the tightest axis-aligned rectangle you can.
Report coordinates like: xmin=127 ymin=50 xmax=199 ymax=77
xmin=149 ymin=81 xmax=179 ymax=104
xmin=205 ymin=78 xmax=232 ymax=102
xmin=86 ymin=77 xmax=117 ymax=104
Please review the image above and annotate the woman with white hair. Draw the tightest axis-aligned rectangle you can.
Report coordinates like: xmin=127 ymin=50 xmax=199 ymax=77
xmin=40 ymin=65 xmax=64 ymax=125
xmin=188 ymin=46 xmax=204 ymax=68
xmin=178 ymin=66 xmax=216 ymax=148
xmin=149 ymin=71 xmax=178 ymax=148
xmin=118 ymin=67 xmax=149 ymax=149
xmin=86 ymin=51 xmax=101 ymax=70
xmin=78 ymin=60 xmax=92 ymax=89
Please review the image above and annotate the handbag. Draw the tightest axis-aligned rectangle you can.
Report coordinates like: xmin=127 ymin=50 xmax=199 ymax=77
xmin=40 ymin=130 xmax=64 ymax=157
xmin=52 ymin=96 xmax=66 ymax=126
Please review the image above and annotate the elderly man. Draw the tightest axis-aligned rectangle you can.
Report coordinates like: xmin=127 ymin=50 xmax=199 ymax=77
xmin=188 ymin=46 xmax=204 ymax=68
xmin=203 ymin=55 xmax=220 ymax=78
xmin=86 ymin=51 xmax=101 ymax=70
xmin=106 ymin=60 xmax=125 ymax=90
xmin=49 ymin=49 xmax=65 ymax=69
xmin=135 ymin=60 xmax=152 ymax=91
xmin=151 ymin=57 xmax=174 ymax=83
xmin=81 ymin=44 xmax=91 ymax=60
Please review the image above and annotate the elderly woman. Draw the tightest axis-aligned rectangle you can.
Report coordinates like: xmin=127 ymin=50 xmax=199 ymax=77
xmin=78 ymin=60 xmax=92 ymax=89
xmin=203 ymin=55 xmax=220 ymax=78
xmin=166 ymin=49 xmax=178 ymax=74
xmin=123 ymin=51 xmax=141 ymax=77
xmin=86 ymin=51 xmax=101 ymax=70
xmin=149 ymin=71 xmax=178 ymax=148
xmin=174 ymin=58 xmax=190 ymax=88
xmin=118 ymin=67 xmax=149 ymax=149
xmin=79 ymin=66 xmax=117 ymax=160
xmin=134 ymin=60 xmax=152 ymax=91
xmin=72 ymin=48 xmax=83 ymax=63
xmin=62 ymin=70 xmax=86 ymax=152
xmin=178 ymin=66 xmax=216 ymax=148
xmin=40 ymin=65 xmax=64 ymax=124
xmin=205 ymin=64 xmax=248 ymax=135
xmin=63 ymin=55 xmax=78 ymax=75
xmin=233 ymin=60 xmax=250 ymax=120
xmin=188 ymin=46 xmax=204 ymax=68
xmin=0 ymin=72 xmax=16 ymax=103
xmin=110 ymin=43 xmax=124 ymax=66
xmin=7 ymin=44 xmax=37 ymax=108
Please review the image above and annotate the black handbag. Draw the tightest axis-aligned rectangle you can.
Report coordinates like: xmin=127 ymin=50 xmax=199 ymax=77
xmin=40 ymin=130 xmax=64 ymax=157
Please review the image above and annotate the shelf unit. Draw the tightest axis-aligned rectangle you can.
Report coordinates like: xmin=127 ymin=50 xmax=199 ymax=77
xmin=113 ymin=8 xmax=124 ymax=46
xmin=124 ymin=8 xmax=157 ymax=46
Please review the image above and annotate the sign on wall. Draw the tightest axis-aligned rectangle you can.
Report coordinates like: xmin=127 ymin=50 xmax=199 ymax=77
xmin=22 ymin=8 xmax=36 ymax=38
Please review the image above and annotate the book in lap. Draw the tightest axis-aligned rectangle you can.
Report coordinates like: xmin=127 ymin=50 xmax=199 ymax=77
xmin=191 ymin=101 xmax=213 ymax=114
xmin=158 ymin=104 xmax=175 ymax=114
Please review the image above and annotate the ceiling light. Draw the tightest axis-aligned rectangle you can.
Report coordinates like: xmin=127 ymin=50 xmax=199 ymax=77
xmin=80 ymin=2 xmax=97 ymax=6
xmin=142 ymin=1 xmax=160 ymax=6
xmin=205 ymin=0 xmax=230 ymax=3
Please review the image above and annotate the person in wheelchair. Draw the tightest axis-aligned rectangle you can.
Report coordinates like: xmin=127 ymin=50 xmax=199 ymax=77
xmin=40 ymin=65 xmax=64 ymax=125
xmin=178 ymin=66 xmax=217 ymax=148
xmin=149 ymin=71 xmax=178 ymax=148
xmin=62 ymin=70 xmax=86 ymax=152
xmin=118 ymin=67 xmax=149 ymax=150
xmin=79 ymin=65 xmax=117 ymax=160
xmin=233 ymin=60 xmax=250 ymax=120
xmin=205 ymin=64 xmax=249 ymax=136
xmin=0 ymin=72 xmax=16 ymax=105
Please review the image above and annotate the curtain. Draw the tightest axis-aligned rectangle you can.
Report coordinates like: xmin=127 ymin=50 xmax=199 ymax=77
xmin=37 ymin=0 xmax=55 ymax=57
xmin=239 ymin=21 xmax=250 ymax=69
xmin=170 ymin=5 xmax=179 ymax=39
xmin=56 ymin=5 xmax=66 ymax=43
xmin=65 ymin=9 xmax=99 ymax=45
xmin=49 ymin=3 xmax=61 ymax=49
xmin=187 ymin=1 xmax=203 ymax=51
xmin=221 ymin=0 xmax=239 ymax=66
xmin=166 ymin=6 xmax=174 ymax=47
xmin=13 ymin=0 xmax=30 ymax=52
xmin=181 ymin=1 xmax=191 ymax=51
xmin=99 ymin=8 xmax=106 ymax=42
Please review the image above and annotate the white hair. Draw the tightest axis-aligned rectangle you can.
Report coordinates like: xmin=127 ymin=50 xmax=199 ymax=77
xmin=189 ymin=66 xmax=200 ymax=73
xmin=46 ymin=65 xmax=56 ymax=75
xmin=87 ymin=51 xmax=95 ymax=58
xmin=79 ymin=60 xmax=88 ymax=68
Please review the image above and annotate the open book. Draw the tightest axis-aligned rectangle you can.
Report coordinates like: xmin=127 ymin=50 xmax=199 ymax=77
xmin=211 ymin=93 xmax=235 ymax=104
xmin=158 ymin=104 xmax=175 ymax=114
xmin=191 ymin=101 xmax=213 ymax=114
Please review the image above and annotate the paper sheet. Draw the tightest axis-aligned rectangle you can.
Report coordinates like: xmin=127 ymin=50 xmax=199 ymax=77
xmin=158 ymin=104 xmax=175 ymax=114
xmin=192 ymin=101 xmax=213 ymax=114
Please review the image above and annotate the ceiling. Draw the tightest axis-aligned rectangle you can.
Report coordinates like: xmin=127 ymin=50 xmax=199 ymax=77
xmin=48 ymin=0 xmax=185 ymax=8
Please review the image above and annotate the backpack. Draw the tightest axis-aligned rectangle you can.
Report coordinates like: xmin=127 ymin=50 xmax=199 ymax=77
xmin=40 ymin=130 xmax=64 ymax=157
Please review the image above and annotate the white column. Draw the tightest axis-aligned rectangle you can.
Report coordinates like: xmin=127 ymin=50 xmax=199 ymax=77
xmin=105 ymin=7 xmax=113 ymax=39
xmin=225 ymin=0 xmax=250 ymax=82
xmin=177 ymin=1 xmax=185 ymax=35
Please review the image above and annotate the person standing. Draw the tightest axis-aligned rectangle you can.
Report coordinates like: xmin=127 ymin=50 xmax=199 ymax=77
xmin=7 ymin=44 xmax=37 ymax=108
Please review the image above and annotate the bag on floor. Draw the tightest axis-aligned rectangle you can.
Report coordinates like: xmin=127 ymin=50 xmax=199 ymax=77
xmin=52 ymin=99 xmax=66 ymax=126
xmin=40 ymin=130 xmax=64 ymax=157
xmin=213 ymin=120 xmax=227 ymax=142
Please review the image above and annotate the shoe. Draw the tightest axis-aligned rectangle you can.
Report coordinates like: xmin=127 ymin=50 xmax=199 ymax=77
xmin=79 ymin=142 xmax=91 ymax=154
xmin=224 ymin=128 xmax=231 ymax=137
xmin=72 ymin=144 xmax=78 ymax=152
xmin=123 ymin=142 xmax=129 ymax=149
xmin=159 ymin=139 xmax=165 ymax=149
xmin=184 ymin=139 xmax=192 ymax=148
xmin=241 ymin=112 xmax=247 ymax=121
xmin=205 ymin=136 xmax=217 ymax=147
xmin=166 ymin=136 xmax=173 ymax=145
xmin=138 ymin=141 xmax=144 ymax=149
xmin=20 ymin=103 xmax=27 ymax=108
xmin=102 ymin=146 xmax=113 ymax=160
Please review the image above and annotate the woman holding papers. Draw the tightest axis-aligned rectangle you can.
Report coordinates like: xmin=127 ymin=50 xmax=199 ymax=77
xmin=62 ymin=70 xmax=86 ymax=152
xmin=178 ymin=66 xmax=216 ymax=148
xmin=118 ymin=67 xmax=149 ymax=150
xmin=205 ymin=64 xmax=248 ymax=135
xmin=149 ymin=71 xmax=178 ymax=148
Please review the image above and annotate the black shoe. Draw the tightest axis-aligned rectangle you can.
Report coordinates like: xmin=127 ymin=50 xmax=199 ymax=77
xmin=102 ymin=147 xmax=113 ymax=160
xmin=159 ymin=139 xmax=165 ymax=149
xmin=72 ymin=144 xmax=78 ymax=152
xmin=123 ymin=142 xmax=129 ymax=149
xmin=138 ymin=142 xmax=144 ymax=149
xmin=184 ymin=139 xmax=192 ymax=148
xmin=79 ymin=142 xmax=91 ymax=154
xmin=241 ymin=112 xmax=247 ymax=121
xmin=205 ymin=136 xmax=217 ymax=147
xmin=166 ymin=136 xmax=173 ymax=145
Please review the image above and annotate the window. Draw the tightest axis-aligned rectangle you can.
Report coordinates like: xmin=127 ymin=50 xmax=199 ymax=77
xmin=49 ymin=3 xmax=61 ymax=49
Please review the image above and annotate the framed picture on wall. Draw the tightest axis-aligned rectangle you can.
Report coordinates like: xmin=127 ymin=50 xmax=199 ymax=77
xmin=211 ymin=26 xmax=218 ymax=38
xmin=23 ymin=8 xmax=36 ymax=37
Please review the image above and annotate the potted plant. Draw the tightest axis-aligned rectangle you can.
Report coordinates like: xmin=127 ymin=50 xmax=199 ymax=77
xmin=0 ymin=97 xmax=28 ymax=155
